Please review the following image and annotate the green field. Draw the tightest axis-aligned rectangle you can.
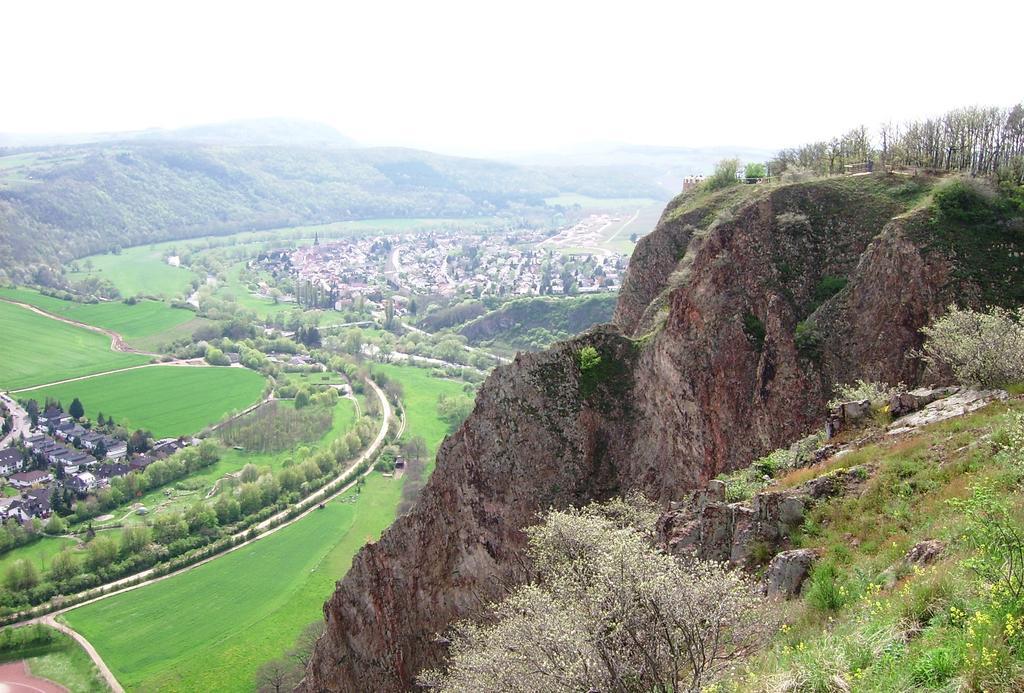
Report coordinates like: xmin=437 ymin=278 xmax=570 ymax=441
xmin=18 ymin=367 xmax=266 ymax=439
xmin=63 ymin=366 xmax=467 ymax=690
xmin=67 ymin=245 xmax=198 ymax=299
xmin=0 ymin=288 xmax=195 ymax=340
xmin=213 ymin=262 xmax=298 ymax=318
xmin=0 ymin=625 xmax=109 ymax=692
xmin=63 ymin=474 xmax=403 ymax=692
xmin=372 ymin=363 xmax=469 ymax=468
xmin=0 ymin=537 xmax=78 ymax=577
xmin=0 ymin=301 xmax=150 ymax=391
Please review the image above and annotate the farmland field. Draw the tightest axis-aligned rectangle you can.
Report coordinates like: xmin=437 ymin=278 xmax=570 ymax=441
xmin=63 ymin=366 xmax=467 ymax=690
xmin=0 ymin=301 xmax=150 ymax=391
xmin=67 ymin=245 xmax=197 ymax=299
xmin=63 ymin=474 xmax=403 ymax=692
xmin=18 ymin=366 xmax=266 ymax=439
xmin=0 ymin=288 xmax=195 ymax=340
xmin=213 ymin=262 xmax=298 ymax=318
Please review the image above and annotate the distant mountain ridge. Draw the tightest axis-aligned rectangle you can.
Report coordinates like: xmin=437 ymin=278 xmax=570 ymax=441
xmin=0 ymin=117 xmax=357 ymax=149
xmin=0 ymin=139 xmax=669 ymax=284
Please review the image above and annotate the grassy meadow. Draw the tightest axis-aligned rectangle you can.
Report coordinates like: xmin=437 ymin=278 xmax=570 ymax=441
xmin=0 ymin=537 xmax=78 ymax=577
xmin=0 ymin=300 xmax=150 ymax=391
xmin=63 ymin=365 xmax=467 ymax=690
xmin=0 ymin=288 xmax=196 ymax=340
xmin=63 ymin=474 xmax=403 ymax=692
xmin=18 ymin=366 xmax=266 ymax=439
xmin=67 ymin=245 xmax=197 ymax=299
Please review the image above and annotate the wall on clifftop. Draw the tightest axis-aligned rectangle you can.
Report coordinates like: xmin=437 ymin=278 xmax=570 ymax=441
xmin=303 ymin=173 xmax=1012 ymax=691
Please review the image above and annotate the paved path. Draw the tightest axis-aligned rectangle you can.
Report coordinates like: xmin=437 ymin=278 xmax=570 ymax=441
xmin=9 ymin=378 xmax=394 ymax=691
xmin=0 ymin=393 xmax=30 ymax=448
xmin=40 ymin=615 xmax=123 ymax=693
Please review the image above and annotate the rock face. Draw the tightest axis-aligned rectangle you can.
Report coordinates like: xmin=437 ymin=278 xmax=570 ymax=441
xmin=656 ymin=467 xmax=866 ymax=570
xmin=765 ymin=549 xmax=818 ymax=599
xmin=302 ymin=176 xmax=988 ymax=691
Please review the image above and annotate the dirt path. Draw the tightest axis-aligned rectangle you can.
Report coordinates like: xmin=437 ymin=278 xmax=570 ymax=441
xmin=0 ymin=298 xmax=160 ymax=358
xmin=39 ymin=615 xmax=123 ymax=693
xmin=8 ymin=360 xmax=209 ymax=394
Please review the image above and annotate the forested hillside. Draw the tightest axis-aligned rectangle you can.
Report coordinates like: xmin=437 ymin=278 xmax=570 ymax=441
xmin=0 ymin=142 xmax=666 ymax=283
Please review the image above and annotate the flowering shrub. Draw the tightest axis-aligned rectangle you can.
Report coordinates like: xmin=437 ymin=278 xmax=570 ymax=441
xmin=919 ymin=305 xmax=1024 ymax=387
xmin=420 ymin=496 xmax=774 ymax=692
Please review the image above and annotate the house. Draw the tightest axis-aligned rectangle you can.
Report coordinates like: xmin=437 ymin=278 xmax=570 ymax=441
xmin=95 ymin=462 xmax=129 ymax=482
xmin=38 ymin=407 xmax=71 ymax=428
xmin=9 ymin=470 xmax=53 ymax=488
xmin=24 ymin=434 xmax=48 ymax=449
xmin=0 ymin=448 xmax=24 ymax=475
xmin=21 ymin=488 xmax=52 ymax=518
xmin=103 ymin=438 xmax=128 ymax=460
xmin=80 ymin=431 xmax=105 ymax=450
xmin=69 ymin=472 xmax=98 ymax=495
xmin=128 ymin=455 xmax=156 ymax=472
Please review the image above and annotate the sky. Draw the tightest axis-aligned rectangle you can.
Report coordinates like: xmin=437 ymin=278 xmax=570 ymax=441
xmin=3 ymin=0 xmax=1021 ymax=157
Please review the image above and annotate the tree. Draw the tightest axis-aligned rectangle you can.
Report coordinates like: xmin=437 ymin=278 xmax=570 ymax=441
xmin=420 ymin=496 xmax=773 ymax=692
xmin=401 ymin=436 xmax=428 ymax=462
xmin=288 ymin=621 xmax=326 ymax=669
xmin=744 ymin=162 xmax=767 ymax=180
xmin=44 ymin=514 xmax=66 ymax=535
xmin=4 ymin=559 xmax=39 ymax=591
xmin=255 ymin=658 xmax=301 ymax=693
xmin=69 ymin=397 xmax=84 ymax=420
xmin=705 ymin=158 xmax=740 ymax=191
xmin=97 ymin=412 xmax=106 ymax=427
xmin=49 ymin=549 xmax=79 ymax=582
xmin=25 ymin=399 xmax=39 ymax=428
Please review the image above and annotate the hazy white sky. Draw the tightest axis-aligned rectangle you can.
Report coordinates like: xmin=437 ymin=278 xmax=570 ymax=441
xmin=3 ymin=0 xmax=1021 ymax=155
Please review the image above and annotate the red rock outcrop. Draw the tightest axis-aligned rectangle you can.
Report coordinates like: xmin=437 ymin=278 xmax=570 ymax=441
xmin=302 ymin=175 xmax=971 ymax=691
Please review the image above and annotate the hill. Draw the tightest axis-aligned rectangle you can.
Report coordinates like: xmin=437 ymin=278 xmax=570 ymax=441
xmin=0 ymin=141 xmax=669 ymax=284
xmin=300 ymin=172 xmax=1024 ymax=690
xmin=457 ymin=294 xmax=617 ymax=351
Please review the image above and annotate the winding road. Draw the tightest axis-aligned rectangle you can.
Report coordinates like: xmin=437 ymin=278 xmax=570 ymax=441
xmin=10 ymin=378 xmax=394 ymax=692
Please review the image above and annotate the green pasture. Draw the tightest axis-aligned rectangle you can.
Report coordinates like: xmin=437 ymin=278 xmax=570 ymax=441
xmin=0 ymin=288 xmax=195 ymax=340
xmin=63 ymin=473 xmax=402 ymax=692
xmin=67 ymin=246 xmax=197 ymax=299
xmin=0 ymin=537 xmax=78 ymax=577
xmin=18 ymin=366 xmax=266 ymax=439
xmin=62 ymin=366 xmax=465 ymax=690
xmin=0 ymin=301 xmax=150 ymax=391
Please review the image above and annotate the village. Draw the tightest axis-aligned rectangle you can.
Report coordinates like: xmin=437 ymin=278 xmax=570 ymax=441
xmin=252 ymin=215 xmax=629 ymax=315
xmin=0 ymin=402 xmax=194 ymax=525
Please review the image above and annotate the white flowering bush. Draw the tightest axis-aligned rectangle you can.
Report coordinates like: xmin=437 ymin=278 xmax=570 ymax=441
xmin=420 ymin=496 xmax=774 ymax=692
xmin=920 ymin=306 xmax=1024 ymax=388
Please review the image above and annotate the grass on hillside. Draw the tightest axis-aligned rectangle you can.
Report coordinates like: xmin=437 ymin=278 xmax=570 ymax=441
xmin=0 ymin=288 xmax=196 ymax=339
xmin=0 ymin=625 xmax=109 ymax=692
xmin=63 ymin=365 xmax=464 ymax=690
xmin=0 ymin=300 xmax=150 ymax=391
xmin=718 ymin=398 xmax=1024 ymax=691
xmin=18 ymin=366 xmax=266 ymax=439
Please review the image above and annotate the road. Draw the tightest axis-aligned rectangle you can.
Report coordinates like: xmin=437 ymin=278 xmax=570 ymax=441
xmin=11 ymin=377 xmax=394 ymax=691
xmin=0 ymin=393 xmax=30 ymax=448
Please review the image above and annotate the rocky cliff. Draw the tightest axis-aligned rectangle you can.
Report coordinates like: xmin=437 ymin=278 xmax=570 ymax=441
xmin=303 ymin=174 xmax=1012 ymax=691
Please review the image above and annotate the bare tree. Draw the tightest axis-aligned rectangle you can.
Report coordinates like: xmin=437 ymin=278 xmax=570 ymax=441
xmin=255 ymin=658 xmax=300 ymax=693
